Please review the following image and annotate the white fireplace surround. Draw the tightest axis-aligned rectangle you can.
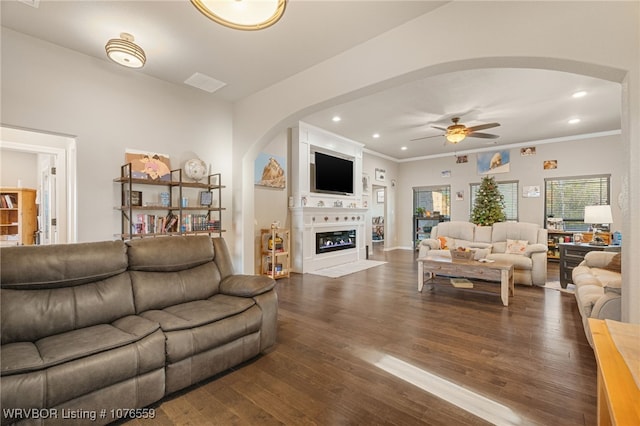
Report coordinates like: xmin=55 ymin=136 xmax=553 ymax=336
xmin=291 ymin=207 xmax=367 ymax=273
xmin=290 ymin=123 xmax=368 ymax=273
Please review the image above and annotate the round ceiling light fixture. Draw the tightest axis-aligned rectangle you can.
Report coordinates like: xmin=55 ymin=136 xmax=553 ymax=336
xmin=105 ymin=33 xmax=146 ymax=68
xmin=191 ymin=0 xmax=286 ymax=31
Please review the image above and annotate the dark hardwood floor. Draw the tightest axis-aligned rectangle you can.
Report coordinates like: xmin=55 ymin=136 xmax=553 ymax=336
xmin=125 ymin=251 xmax=596 ymax=426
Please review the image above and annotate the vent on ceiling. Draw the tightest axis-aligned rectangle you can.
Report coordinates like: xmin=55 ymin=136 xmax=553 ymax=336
xmin=184 ymin=72 xmax=226 ymax=94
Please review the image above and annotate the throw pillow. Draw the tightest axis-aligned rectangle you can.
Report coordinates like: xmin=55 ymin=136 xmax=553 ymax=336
xmin=506 ymin=239 xmax=528 ymax=255
xmin=603 ymin=253 xmax=622 ymax=273
xmin=438 ymin=236 xmax=449 ymax=250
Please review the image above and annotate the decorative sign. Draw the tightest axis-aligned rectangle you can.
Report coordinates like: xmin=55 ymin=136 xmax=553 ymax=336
xmin=375 ymin=168 xmax=386 ymax=182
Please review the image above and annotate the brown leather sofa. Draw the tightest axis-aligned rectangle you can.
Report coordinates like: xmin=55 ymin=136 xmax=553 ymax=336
xmin=1 ymin=236 xmax=277 ymax=425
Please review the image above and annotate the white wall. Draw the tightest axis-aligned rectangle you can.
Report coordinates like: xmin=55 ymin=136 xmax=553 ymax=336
xmin=0 ymin=150 xmax=38 ymax=189
xmin=253 ymin=129 xmax=289 ymax=273
xmin=363 ymin=152 xmax=399 ymax=249
xmin=1 ymin=29 xmax=234 ymax=247
xmin=397 ymin=134 xmax=623 ymax=248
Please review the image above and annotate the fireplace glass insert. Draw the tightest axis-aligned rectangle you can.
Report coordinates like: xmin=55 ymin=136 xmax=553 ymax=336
xmin=316 ymin=229 xmax=356 ymax=254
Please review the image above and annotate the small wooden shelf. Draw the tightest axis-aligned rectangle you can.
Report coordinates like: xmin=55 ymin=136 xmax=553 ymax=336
xmin=260 ymin=228 xmax=290 ymax=280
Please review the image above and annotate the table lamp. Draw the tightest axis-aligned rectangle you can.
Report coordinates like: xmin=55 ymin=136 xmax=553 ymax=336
xmin=584 ymin=205 xmax=612 ymax=245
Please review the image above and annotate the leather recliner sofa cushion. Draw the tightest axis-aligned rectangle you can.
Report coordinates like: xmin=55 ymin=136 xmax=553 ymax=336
xmin=1 ymin=329 xmax=166 ymax=411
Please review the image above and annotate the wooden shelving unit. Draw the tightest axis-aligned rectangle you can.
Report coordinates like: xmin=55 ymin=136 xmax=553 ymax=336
xmin=548 ymin=230 xmax=611 ymax=260
xmin=260 ymin=227 xmax=290 ymax=280
xmin=414 ymin=215 xmax=447 ymax=250
xmin=0 ymin=187 xmax=37 ymax=246
xmin=114 ymin=163 xmax=225 ymax=239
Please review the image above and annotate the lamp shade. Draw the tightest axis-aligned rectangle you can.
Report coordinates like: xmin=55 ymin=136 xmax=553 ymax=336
xmin=584 ymin=205 xmax=613 ymax=224
xmin=191 ymin=0 xmax=286 ymax=30
xmin=105 ymin=33 xmax=146 ymax=68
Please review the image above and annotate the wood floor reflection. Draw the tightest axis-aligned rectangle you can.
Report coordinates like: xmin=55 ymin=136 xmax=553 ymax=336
xmin=125 ymin=251 xmax=596 ymax=426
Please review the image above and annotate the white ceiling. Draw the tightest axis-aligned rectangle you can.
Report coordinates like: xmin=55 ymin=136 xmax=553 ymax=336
xmin=1 ymin=0 xmax=621 ymax=161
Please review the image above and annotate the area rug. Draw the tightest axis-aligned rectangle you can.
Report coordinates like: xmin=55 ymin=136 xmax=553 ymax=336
xmin=544 ymin=281 xmax=576 ymax=294
xmin=308 ymin=260 xmax=387 ymax=278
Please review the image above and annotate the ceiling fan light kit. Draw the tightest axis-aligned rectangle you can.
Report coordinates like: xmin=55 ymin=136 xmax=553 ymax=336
xmin=411 ymin=117 xmax=501 ymax=144
xmin=105 ymin=33 xmax=146 ymax=68
xmin=191 ymin=0 xmax=286 ymax=31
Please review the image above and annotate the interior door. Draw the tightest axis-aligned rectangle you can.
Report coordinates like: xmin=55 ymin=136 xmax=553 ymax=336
xmin=38 ymin=154 xmax=57 ymax=244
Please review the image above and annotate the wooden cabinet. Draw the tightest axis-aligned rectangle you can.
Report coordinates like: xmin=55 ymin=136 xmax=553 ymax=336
xmin=115 ymin=163 xmax=225 ymax=239
xmin=414 ymin=215 xmax=447 ymax=250
xmin=260 ymin=228 xmax=290 ymax=279
xmin=0 ymin=188 xmax=37 ymax=246
xmin=559 ymin=242 xmax=621 ymax=288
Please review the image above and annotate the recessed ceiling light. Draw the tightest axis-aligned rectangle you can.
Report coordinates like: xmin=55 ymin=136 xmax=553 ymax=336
xmin=332 ymin=116 xmax=341 ymax=122
xmin=401 ymin=146 xmax=408 ymax=151
xmin=372 ymin=133 xmax=380 ymax=139
xmin=568 ymin=118 xmax=581 ymax=124
xmin=572 ymin=91 xmax=587 ymax=98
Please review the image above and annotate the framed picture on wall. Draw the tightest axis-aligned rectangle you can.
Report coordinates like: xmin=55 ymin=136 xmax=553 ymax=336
xmin=375 ymin=168 xmax=386 ymax=182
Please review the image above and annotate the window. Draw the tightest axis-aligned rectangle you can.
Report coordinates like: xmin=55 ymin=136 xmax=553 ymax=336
xmin=545 ymin=175 xmax=610 ymax=231
xmin=413 ymin=186 xmax=450 ymax=218
xmin=470 ymin=180 xmax=519 ymax=221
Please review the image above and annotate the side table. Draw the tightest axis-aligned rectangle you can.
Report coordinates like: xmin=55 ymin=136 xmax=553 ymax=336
xmin=559 ymin=243 xmax=621 ymax=288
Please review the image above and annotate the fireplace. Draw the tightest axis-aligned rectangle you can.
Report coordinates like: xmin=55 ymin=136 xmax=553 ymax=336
xmin=316 ymin=229 xmax=356 ymax=254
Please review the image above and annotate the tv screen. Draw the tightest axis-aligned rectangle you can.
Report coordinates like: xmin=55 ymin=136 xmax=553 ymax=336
xmin=313 ymin=152 xmax=354 ymax=195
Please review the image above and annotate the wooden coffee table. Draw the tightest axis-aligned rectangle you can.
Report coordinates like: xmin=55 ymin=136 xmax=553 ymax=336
xmin=417 ymin=256 xmax=515 ymax=306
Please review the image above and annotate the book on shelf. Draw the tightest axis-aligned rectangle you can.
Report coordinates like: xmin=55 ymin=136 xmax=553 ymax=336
xmin=1 ymin=194 xmax=15 ymax=208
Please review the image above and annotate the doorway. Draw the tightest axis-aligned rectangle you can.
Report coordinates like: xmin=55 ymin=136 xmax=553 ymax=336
xmin=371 ymin=184 xmax=386 ymax=252
xmin=0 ymin=126 xmax=77 ymax=244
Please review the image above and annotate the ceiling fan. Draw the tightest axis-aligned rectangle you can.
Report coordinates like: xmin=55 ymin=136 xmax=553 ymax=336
xmin=411 ymin=117 xmax=501 ymax=144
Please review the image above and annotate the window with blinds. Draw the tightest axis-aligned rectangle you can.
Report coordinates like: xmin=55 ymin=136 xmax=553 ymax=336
xmin=544 ymin=175 xmax=610 ymax=231
xmin=470 ymin=180 xmax=519 ymax=221
xmin=413 ymin=185 xmax=451 ymax=218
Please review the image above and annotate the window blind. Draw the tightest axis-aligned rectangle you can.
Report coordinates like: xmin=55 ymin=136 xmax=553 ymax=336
xmin=544 ymin=175 xmax=610 ymax=231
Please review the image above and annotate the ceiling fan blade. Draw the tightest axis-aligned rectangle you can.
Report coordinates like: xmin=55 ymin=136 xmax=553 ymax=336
xmin=467 ymin=132 xmax=499 ymax=139
xmin=431 ymin=125 xmax=448 ymax=131
xmin=410 ymin=134 xmax=444 ymax=141
xmin=466 ymin=122 xmax=500 ymax=132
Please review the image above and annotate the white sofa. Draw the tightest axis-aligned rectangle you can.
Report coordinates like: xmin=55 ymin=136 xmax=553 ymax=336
xmin=572 ymin=251 xmax=622 ymax=346
xmin=418 ymin=221 xmax=548 ymax=286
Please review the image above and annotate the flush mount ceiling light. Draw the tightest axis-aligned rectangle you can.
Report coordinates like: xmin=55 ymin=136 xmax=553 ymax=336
xmin=105 ymin=33 xmax=146 ymax=68
xmin=191 ymin=0 xmax=286 ymax=31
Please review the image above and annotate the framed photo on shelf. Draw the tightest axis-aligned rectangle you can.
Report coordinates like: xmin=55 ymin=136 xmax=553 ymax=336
xmin=199 ymin=191 xmax=213 ymax=206
xmin=125 ymin=190 xmax=142 ymax=207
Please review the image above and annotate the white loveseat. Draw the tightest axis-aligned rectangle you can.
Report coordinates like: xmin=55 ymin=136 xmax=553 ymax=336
xmin=418 ymin=221 xmax=548 ymax=286
xmin=572 ymin=251 xmax=622 ymax=346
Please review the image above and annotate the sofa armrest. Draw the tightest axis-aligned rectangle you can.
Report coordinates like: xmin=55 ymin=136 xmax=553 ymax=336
xmin=529 ymin=251 xmax=548 ymax=286
xmin=591 ymin=292 xmax=621 ymax=321
xmin=220 ymin=274 xmax=275 ymax=297
xmin=418 ymin=239 xmax=440 ymax=258
xmin=525 ymin=243 xmax=547 ymax=255
xmin=582 ymin=251 xmax=618 ymax=268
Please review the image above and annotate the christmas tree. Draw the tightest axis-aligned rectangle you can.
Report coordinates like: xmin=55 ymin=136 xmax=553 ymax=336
xmin=471 ymin=175 xmax=506 ymax=226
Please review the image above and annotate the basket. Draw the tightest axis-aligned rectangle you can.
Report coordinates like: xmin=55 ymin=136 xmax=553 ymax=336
xmin=450 ymin=248 xmax=474 ymax=261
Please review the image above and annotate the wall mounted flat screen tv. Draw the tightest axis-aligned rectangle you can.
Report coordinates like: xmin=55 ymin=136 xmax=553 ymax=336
xmin=312 ymin=151 xmax=354 ymax=195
